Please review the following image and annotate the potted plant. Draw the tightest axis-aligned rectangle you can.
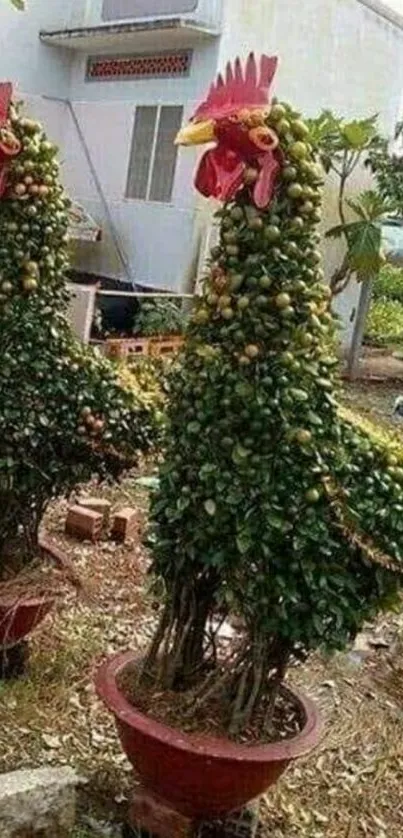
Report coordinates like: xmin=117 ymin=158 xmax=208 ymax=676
xmin=97 ymin=55 xmax=402 ymax=823
xmin=0 ymin=83 xmax=159 ymax=674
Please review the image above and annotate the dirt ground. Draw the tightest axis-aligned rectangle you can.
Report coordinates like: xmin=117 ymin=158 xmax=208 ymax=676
xmin=343 ymin=379 xmax=401 ymax=429
xmin=1 ymin=386 xmax=403 ymax=837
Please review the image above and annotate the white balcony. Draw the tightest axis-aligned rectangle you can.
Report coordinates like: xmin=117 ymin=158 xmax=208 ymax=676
xmin=40 ymin=0 xmax=222 ymax=52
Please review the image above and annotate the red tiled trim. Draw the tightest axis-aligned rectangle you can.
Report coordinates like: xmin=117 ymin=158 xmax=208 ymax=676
xmin=86 ymin=50 xmax=192 ymax=81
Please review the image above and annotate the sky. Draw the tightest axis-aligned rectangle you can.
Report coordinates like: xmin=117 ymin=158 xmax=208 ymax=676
xmin=384 ymin=0 xmax=403 ymax=13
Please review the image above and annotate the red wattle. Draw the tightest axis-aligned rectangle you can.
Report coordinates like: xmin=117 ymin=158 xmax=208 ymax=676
xmin=195 ymin=147 xmax=245 ymax=202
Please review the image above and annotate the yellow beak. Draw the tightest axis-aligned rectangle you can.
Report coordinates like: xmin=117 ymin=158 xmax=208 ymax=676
xmin=175 ymin=119 xmax=216 ymax=146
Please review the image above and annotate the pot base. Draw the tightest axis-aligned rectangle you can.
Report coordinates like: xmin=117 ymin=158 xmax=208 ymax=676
xmin=126 ymin=786 xmax=261 ymax=838
xmin=0 ymin=641 xmax=29 ymax=680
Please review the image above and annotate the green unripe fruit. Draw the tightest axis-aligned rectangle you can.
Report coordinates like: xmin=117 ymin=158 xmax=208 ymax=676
xmin=230 ymin=206 xmax=244 ymax=221
xmin=305 ymin=488 xmax=320 ymax=503
xmin=287 ymin=183 xmax=304 ymax=200
xmin=295 ymin=429 xmax=312 ymax=445
xmin=282 ymin=166 xmax=298 ymax=182
xmin=290 ymin=141 xmax=309 ymax=160
xmin=292 ymin=119 xmax=310 ymax=138
xmin=277 ymin=119 xmax=291 ymax=135
xmin=275 ymin=292 xmax=291 ymax=309
xmin=245 ymin=344 xmax=260 ymax=359
xmin=270 ymin=103 xmax=286 ymax=121
xmin=237 ymin=296 xmax=250 ymax=310
xmin=264 ymin=225 xmax=281 ymax=243
xmin=249 ymin=217 xmax=264 ymax=231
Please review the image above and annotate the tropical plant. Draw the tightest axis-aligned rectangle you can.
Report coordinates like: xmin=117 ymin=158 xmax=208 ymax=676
xmin=139 ymin=57 xmax=403 ymax=738
xmin=133 ymin=297 xmax=187 ymax=337
xmin=308 ymin=112 xmax=389 ymax=295
xmin=325 ymin=189 xmax=393 ymax=289
xmin=366 ymin=124 xmax=403 ymax=215
xmin=0 ymin=88 xmax=158 ymax=579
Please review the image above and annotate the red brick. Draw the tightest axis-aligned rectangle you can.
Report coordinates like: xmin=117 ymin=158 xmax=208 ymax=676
xmin=65 ymin=505 xmax=103 ymax=542
xmin=78 ymin=497 xmax=111 ymax=528
xmin=128 ymin=786 xmax=193 ymax=838
xmin=111 ymin=507 xmax=139 ymax=543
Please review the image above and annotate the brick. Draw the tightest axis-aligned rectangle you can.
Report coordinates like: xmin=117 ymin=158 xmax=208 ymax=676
xmin=65 ymin=505 xmax=103 ymax=542
xmin=111 ymin=507 xmax=139 ymax=543
xmin=78 ymin=497 xmax=111 ymax=528
xmin=0 ymin=767 xmax=77 ymax=837
xmin=197 ymin=801 xmax=261 ymax=838
xmin=128 ymin=787 xmax=193 ymax=838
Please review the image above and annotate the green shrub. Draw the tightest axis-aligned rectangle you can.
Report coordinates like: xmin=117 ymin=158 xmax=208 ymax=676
xmin=365 ymin=297 xmax=403 ymax=346
xmin=0 ymin=93 xmax=159 ymax=578
xmin=133 ymin=297 xmax=187 ymax=337
xmin=373 ymin=265 xmax=403 ymax=302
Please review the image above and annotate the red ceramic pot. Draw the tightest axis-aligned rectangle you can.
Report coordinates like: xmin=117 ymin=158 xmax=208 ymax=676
xmin=96 ymin=651 xmax=321 ymax=819
xmin=0 ymin=596 xmax=54 ymax=648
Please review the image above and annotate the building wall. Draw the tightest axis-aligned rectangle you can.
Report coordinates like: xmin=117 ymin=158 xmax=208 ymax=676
xmin=2 ymin=0 xmax=403 ymax=325
xmin=64 ymin=39 xmax=220 ymax=288
xmin=0 ymin=0 xmax=73 ymax=97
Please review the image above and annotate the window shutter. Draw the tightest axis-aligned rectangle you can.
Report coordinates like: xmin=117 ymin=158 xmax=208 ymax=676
xmin=126 ymin=106 xmax=158 ymax=200
xmin=149 ymin=106 xmax=183 ymax=203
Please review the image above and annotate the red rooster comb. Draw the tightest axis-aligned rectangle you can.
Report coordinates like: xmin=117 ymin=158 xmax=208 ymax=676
xmin=192 ymin=53 xmax=278 ymax=123
xmin=0 ymin=83 xmax=12 ymax=127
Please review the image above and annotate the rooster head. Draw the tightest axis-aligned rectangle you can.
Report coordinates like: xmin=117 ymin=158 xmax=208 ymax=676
xmin=0 ymin=83 xmax=21 ymax=198
xmin=175 ymin=54 xmax=282 ymax=209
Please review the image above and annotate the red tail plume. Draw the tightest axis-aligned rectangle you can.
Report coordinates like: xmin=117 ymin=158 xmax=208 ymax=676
xmin=193 ymin=54 xmax=278 ymax=122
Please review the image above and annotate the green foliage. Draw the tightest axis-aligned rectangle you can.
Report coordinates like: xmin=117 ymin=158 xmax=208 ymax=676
xmin=0 ymin=99 xmax=158 ymax=577
xmin=365 ymin=297 xmax=403 ymax=346
xmin=9 ymin=0 xmax=25 ymax=8
xmin=373 ymin=264 xmax=403 ymax=302
xmin=366 ymin=128 xmax=403 ymax=215
xmin=307 ymin=111 xmax=378 ymax=172
xmin=147 ymin=99 xmax=403 ymax=733
xmin=308 ymin=111 xmax=385 ymax=295
xmin=133 ymin=297 xmax=187 ymax=337
xmin=326 ymin=190 xmax=392 ymax=281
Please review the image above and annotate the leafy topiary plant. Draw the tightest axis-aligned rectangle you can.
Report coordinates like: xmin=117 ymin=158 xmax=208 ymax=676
xmin=141 ymin=55 xmax=402 ymax=737
xmin=0 ymin=84 xmax=159 ymax=580
xmin=133 ymin=296 xmax=187 ymax=337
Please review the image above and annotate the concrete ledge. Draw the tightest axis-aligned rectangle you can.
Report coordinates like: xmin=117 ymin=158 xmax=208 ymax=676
xmin=0 ymin=767 xmax=78 ymax=837
xmin=356 ymin=0 xmax=403 ymax=31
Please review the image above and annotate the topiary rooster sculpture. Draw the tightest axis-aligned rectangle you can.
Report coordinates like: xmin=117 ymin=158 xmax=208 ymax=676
xmin=0 ymin=83 xmax=159 ymax=581
xmin=142 ymin=54 xmax=403 ymax=736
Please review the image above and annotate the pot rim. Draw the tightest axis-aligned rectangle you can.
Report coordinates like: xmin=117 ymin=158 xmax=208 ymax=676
xmin=96 ymin=650 xmax=322 ymax=763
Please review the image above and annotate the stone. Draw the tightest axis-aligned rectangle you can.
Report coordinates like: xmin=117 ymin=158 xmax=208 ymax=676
xmin=65 ymin=505 xmax=103 ymax=542
xmin=0 ymin=766 xmax=78 ymax=837
xmin=78 ymin=497 xmax=112 ymax=528
xmin=128 ymin=787 xmax=193 ymax=838
xmin=111 ymin=507 xmax=139 ymax=543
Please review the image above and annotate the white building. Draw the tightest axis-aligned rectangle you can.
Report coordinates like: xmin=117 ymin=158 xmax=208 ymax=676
xmin=1 ymin=0 xmax=403 ymax=335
